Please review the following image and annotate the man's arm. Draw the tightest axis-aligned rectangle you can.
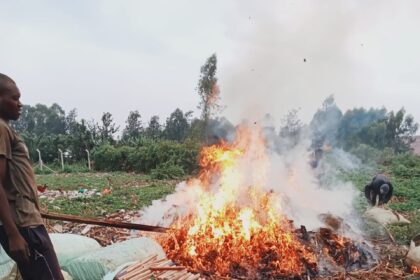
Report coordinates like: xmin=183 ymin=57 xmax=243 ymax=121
xmin=0 ymin=157 xmax=29 ymax=262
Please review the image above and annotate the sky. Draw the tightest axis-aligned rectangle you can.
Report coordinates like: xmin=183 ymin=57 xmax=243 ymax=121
xmin=1 ymin=0 xmax=420 ymax=129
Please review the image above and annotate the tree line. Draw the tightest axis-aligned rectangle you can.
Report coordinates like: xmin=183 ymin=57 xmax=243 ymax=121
xmin=10 ymin=54 xmax=419 ymax=175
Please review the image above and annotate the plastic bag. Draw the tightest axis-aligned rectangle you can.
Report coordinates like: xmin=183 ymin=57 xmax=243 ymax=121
xmin=64 ymin=237 xmax=166 ymax=280
xmin=50 ymin=233 xmax=102 ymax=267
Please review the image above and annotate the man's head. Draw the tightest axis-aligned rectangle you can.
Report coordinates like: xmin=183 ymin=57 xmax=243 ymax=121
xmin=0 ymin=73 xmax=22 ymax=121
xmin=380 ymin=184 xmax=390 ymax=195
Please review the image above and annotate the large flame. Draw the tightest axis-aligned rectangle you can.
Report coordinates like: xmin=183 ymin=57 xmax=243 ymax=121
xmin=160 ymin=127 xmax=316 ymax=278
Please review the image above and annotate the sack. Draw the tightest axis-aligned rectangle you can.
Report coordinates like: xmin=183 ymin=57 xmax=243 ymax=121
xmin=406 ymin=235 xmax=420 ymax=269
xmin=0 ymin=246 xmax=15 ymax=279
xmin=363 ymin=207 xmax=410 ymax=225
xmin=64 ymin=237 xmax=166 ymax=280
xmin=49 ymin=233 xmax=102 ymax=267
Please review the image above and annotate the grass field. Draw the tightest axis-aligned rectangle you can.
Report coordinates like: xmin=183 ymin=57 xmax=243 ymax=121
xmin=36 ymin=172 xmax=180 ymax=217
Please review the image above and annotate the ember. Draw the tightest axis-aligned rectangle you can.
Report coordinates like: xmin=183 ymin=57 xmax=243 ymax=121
xmin=159 ymin=126 xmax=374 ymax=279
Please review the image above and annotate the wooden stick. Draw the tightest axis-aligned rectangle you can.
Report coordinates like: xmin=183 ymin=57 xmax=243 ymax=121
xmin=157 ymin=270 xmax=178 ymax=279
xmin=150 ymin=266 xmax=185 ymax=271
xmin=41 ymin=212 xmax=168 ymax=232
xmin=170 ymin=270 xmax=188 ymax=280
xmin=126 ymin=255 xmax=158 ymax=273
xmin=177 ymin=274 xmax=192 ymax=280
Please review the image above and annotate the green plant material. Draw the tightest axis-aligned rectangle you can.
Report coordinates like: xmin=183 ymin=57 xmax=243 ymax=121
xmin=150 ymin=163 xmax=185 ymax=180
xmin=92 ymin=140 xmax=199 ymax=174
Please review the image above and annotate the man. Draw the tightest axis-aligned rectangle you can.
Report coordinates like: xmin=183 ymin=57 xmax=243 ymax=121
xmin=0 ymin=73 xmax=63 ymax=279
xmin=364 ymin=174 xmax=393 ymax=206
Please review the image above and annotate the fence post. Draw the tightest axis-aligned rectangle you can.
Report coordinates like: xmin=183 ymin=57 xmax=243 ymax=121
xmin=85 ymin=149 xmax=91 ymax=170
xmin=58 ymin=149 xmax=64 ymax=171
xmin=36 ymin=149 xmax=43 ymax=171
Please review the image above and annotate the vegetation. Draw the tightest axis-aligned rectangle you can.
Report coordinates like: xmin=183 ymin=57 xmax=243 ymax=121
xmin=36 ymin=172 xmax=178 ymax=217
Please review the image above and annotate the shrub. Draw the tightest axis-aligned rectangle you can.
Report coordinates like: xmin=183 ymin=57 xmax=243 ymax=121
xmin=92 ymin=140 xmax=200 ymax=175
xmin=150 ymin=162 xmax=185 ymax=179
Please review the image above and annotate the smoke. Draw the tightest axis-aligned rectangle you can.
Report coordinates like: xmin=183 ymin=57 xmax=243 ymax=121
xmin=218 ymin=0 xmax=369 ymax=125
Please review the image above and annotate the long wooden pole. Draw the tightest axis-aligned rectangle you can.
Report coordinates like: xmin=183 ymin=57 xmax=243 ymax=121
xmin=41 ymin=212 xmax=168 ymax=233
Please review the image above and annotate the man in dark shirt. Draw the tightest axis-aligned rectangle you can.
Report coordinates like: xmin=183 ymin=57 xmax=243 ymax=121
xmin=0 ymin=73 xmax=63 ymax=279
xmin=364 ymin=174 xmax=393 ymax=206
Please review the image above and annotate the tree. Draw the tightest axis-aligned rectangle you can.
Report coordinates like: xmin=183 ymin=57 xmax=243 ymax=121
xmin=164 ymin=108 xmax=190 ymax=142
xmin=279 ymin=109 xmax=303 ymax=148
xmin=65 ymin=108 xmax=78 ymax=135
xmin=385 ymin=108 xmax=418 ymax=153
xmin=66 ymin=119 xmax=95 ymax=161
xmin=145 ymin=115 xmax=162 ymax=140
xmin=337 ymin=107 xmax=387 ymax=150
xmin=122 ymin=110 xmax=143 ymax=142
xmin=197 ymin=54 xmax=220 ymax=141
xmin=98 ymin=112 xmax=119 ymax=144
xmin=11 ymin=103 xmax=66 ymax=135
xmin=310 ymin=95 xmax=343 ymax=148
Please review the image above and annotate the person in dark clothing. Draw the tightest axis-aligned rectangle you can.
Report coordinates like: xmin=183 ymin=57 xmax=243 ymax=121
xmin=0 ymin=73 xmax=63 ymax=280
xmin=364 ymin=174 xmax=393 ymax=206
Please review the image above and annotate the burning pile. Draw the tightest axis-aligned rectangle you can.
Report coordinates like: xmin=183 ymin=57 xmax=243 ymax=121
xmin=158 ymin=126 xmax=374 ymax=279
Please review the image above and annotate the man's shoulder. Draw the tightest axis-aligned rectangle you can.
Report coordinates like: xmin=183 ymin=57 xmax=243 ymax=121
xmin=0 ymin=119 xmax=13 ymax=136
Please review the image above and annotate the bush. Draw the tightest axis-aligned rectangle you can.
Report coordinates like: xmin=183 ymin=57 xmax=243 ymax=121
xmin=92 ymin=145 xmax=136 ymax=172
xmin=150 ymin=162 xmax=185 ymax=179
xmin=92 ymin=140 xmax=200 ymax=175
xmin=61 ymin=162 xmax=90 ymax=173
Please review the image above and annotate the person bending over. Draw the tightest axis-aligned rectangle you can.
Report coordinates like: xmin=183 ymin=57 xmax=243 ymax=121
xmin=364 ymin=174 xmax=393 ymax=206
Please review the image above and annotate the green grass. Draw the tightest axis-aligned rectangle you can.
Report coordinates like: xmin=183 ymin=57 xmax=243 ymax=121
xmin=36 ymin=172 xmax=179 ymax=217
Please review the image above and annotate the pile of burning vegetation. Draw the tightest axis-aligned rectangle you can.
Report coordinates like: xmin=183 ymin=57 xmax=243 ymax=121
xmin=157 ymin=126 xmax=377 ymax=279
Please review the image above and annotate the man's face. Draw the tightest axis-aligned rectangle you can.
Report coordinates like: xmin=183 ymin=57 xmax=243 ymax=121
xmin=0 ymin=80 xmax=22 ymax=121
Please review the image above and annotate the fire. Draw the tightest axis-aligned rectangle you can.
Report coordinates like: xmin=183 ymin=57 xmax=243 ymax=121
xmin=412 ymin=266 xmax=420 ymax=274
xmin=160 ymin=126 xmax=317 ymax=278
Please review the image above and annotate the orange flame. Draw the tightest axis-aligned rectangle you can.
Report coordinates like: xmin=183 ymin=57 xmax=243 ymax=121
xmin=160 ymin=126 xmax=316 ymax=278
xmin=412 ymin=266 xmax=420 ymax=274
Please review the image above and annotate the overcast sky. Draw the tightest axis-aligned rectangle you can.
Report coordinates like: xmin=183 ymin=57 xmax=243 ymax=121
xmin=1 ymin=0 xmax=420 ymax=128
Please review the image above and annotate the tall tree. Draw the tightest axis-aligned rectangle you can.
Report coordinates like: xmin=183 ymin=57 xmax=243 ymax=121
xmin=98 ymin=112 xmax=119 ymax=144
xmin=122 ymin=110 xmax=143 ymax=142
xmin=66 ymin=119 xmax=95 ymax=161
xmin=310 ymin=95 xmax=343 ymax=148
xmin=385 ymin=108 xmax=418 ymax=153
xmin=145 ymin=115 xmax=162 ymax=140
xmin=337 ymin=107 xmax=387 ymax=150
xmin=279 ymin=109 xmax=303 ymax=147
xmin=164 ymin=108 xmax=190 ymax=142
xmin=197 ymin=54 xmax=220 ymax=141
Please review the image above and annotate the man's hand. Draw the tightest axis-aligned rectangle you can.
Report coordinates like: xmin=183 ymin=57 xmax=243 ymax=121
xmin=8 ymin=232 xmax=30 ymax=262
